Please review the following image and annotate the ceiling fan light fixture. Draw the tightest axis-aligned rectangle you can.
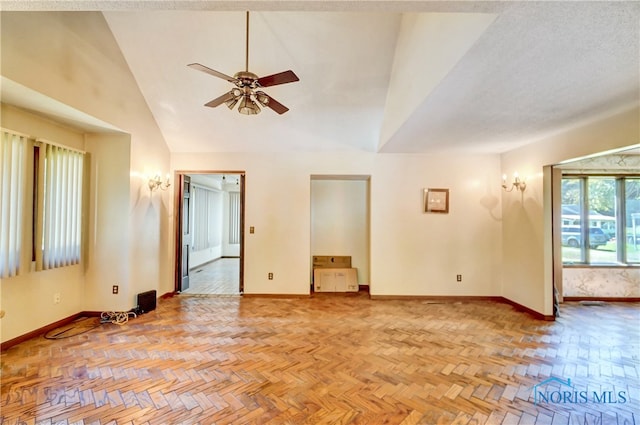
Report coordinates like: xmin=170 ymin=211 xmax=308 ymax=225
xmin=225 ymin=98 xmax=239 ymax=110
xmin=238 ymin=96 xmax=261 ymax=115
xmin=225 ymin=91 xmax=241 ymax=110
xmin=255 ymin=91 xmax=270 ymax=107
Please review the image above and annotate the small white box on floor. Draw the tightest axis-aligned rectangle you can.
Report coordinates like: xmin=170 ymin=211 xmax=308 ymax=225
xmin=314 ymin=268 xmax=358 ymax=292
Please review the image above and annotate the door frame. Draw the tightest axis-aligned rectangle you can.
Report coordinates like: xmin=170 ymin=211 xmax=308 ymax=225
xmin=174 ymin=170 xmax=246 ymax=294
xmin=310 ymin=174 xmax=371 ymax=294
xmin=180 ymin=175 xmax=192 ymax=292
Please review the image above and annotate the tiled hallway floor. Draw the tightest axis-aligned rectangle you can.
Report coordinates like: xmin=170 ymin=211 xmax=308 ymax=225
xmin=182 ymin=257 xmax=240 ymax=295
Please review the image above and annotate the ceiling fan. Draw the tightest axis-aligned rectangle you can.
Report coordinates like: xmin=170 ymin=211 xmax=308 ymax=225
xmin=188 ymin=11 xmax=299 ymax=115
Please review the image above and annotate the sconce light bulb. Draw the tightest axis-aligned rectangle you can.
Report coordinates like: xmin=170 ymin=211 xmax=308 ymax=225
xmin=148 ymin=171 xmax=171 ymax=193
xmin=501 ymin=172 xmax=526 ymax=193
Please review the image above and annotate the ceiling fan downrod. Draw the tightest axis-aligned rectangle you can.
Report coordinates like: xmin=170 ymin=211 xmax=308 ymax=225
xmin=245 ymin=11 xmax=250 ymax=72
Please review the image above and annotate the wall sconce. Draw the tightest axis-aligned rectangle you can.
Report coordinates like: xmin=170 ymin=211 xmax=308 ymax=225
xmin=502 ymin=172 xmax=526 ymax=193
xmin=148 ymin=173 xmax=171 ymax=192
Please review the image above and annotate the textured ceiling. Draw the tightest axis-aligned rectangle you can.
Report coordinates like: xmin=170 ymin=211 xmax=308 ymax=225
xmin=2 ymin=1 xmax=639 ymax=155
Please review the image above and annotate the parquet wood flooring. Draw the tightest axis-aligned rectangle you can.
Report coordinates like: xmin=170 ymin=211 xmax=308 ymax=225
xmin=1 ymin=294 xmax=638 ymax=424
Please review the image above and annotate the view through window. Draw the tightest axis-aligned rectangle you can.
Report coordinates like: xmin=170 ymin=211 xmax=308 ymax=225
xmin=562 ymin=176 xmax=639 ymax=264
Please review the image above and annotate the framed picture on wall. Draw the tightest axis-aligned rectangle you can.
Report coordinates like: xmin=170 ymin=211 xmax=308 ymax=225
xmin=424 ymin=188 xmax=449 ymax=214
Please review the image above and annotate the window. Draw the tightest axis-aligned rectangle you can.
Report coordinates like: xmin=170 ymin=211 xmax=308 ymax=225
xmin=0 ymin=129 xmax=85 ymax=277
xmin=561 ymin=175 xmax=639 ymax=265
xmin=0 ymin=130 xmax=27 ymax=278
xmin=191 ymin=185 xmax=221 ymax=251
xmin=228 ymin=191 xmax=240 ymax=245
xmin=625 ymin=178 xmax=640 ymax=263
xmin=35 ymin=142 xmax=84 ymax=270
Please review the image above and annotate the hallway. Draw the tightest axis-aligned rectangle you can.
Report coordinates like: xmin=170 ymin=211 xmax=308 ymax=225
xmin=182 ymin=257 xmax=240 ymax=295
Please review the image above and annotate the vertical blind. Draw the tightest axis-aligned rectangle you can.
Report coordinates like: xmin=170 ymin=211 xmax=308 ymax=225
xmin=228 ymin=191 xmax=240 ymax=244
xmin=191 ymin=186 xmax=221 ymax=251
xmin=0 ymin=130 xmax=27 ymax=278
xmin=36 ymin=142 xmax=84 ymax=270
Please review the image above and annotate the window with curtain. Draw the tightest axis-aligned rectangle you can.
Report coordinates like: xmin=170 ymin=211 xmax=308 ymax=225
xmin=35 ymin=141 xmax=84 ymax=270
xmin=191 ymin=185 xmax=221 ymax=251
xmin=0 ymin=130 xmax=27 ymax=278
xmin=228 ymin=191 xmax=240 ymax=244
xmin=1 ymin=130 xmax=85 ymax=277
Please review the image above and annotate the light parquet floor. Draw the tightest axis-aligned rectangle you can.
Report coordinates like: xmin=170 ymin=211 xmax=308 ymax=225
xmin=1 ymin=295 xmax=639 ymax=424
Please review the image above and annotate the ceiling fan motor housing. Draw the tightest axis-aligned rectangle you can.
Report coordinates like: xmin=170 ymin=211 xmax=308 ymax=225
xmin=234 ymin=71 xmax=259 ymax=88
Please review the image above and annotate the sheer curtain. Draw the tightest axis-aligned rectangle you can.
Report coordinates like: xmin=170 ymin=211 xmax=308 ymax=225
xmin=0 ymin=130 xmax=27 ymax=278
xmin=35 ymin=141 xmax=84 ymax=270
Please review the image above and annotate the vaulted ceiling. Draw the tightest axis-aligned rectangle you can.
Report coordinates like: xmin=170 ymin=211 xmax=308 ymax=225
xmin=2 ymin=1 xmax=639 ymax=155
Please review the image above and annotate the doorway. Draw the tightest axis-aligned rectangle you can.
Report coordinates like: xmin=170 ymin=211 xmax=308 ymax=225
xmin=310 ymin=175 xmax=371 ymax=294
xmin=551 ymin=147 xmax=640 ymax=303
xmin=175 ymin=172 xmax=245 ymax=295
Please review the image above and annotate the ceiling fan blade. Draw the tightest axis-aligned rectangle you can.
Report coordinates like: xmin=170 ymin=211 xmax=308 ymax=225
xmin=204 ymin=91 xmax=235 ymax=108
xmin=256 ymin=92 xmax=289 ymax=114
xmin=257 ymin=70 xmax=300 ymax=87
xmin=188 ymin=63 xmax=237 ymax=83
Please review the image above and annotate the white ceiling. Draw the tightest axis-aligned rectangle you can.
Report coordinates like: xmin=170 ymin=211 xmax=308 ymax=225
xmin=2 ymin=1 xmax=639 ymax=155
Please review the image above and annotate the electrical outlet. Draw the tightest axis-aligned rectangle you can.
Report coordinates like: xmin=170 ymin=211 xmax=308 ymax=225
xmin=112 ymin=285 xmax=119 ymax=294
xmin=250 ymin=226 xmax=255 ymax=234
xmin=53 ymin=293 xmax=61 ymax=304
xmin=268 ymin=273 xmax=273 ymax=280
xmin=456 ymin=275 xmax=462 ymax=282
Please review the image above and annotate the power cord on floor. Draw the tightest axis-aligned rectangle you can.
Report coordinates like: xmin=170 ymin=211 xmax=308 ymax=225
xmin=44 ymin=317 xmax=101 ymax=339
xmin=100 ymin=310 xmax=137 ymax=325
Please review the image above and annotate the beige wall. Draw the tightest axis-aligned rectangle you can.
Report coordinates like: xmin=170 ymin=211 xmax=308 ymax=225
xmin=173 ymin=152 xmax=504 ymax=297
xmin=371 ymin=154 xmax=503 ymax=296
xmin=174 ymin=152 xmax=376 ymax=295
xmin=0 ymin=105 xmax=88 ymax=342
xmin=1 ymin=11 xmax=171 ymax=343
xmin=501 ymin=107 xmax=640 ymax=316
xmin=83 ymin=133 xmax=132 ymax=312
